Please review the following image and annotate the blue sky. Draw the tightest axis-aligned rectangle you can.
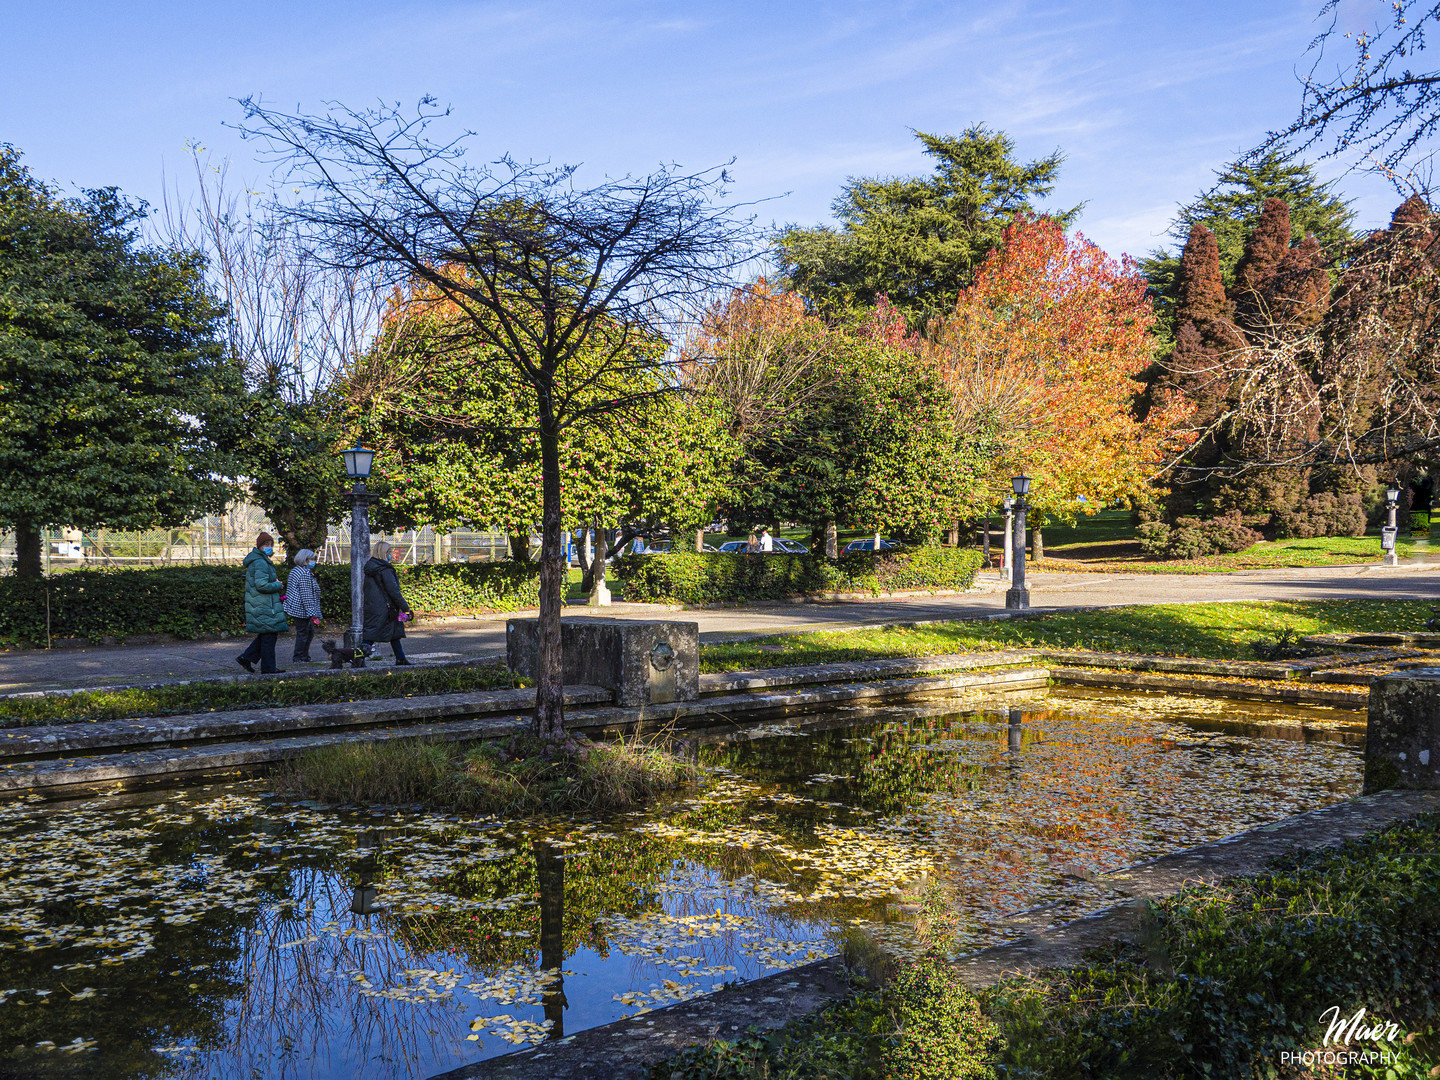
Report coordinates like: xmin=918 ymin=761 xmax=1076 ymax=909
xmin=0 ymin=0 xmax=1406 ymax=261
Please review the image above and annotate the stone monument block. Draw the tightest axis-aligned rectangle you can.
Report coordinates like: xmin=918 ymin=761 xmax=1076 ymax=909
xmin=1364 ymin=669 xmax=1440 ymax=793
xmin=506 ymin=617 xmax=700 ymax=707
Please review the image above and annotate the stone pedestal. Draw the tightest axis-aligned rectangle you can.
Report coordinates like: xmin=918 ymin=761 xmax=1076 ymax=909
xmin=506 ymin=617 xmax=699 ymax=706
xmin=1363 ymin=669 xmax=1440 ymax=793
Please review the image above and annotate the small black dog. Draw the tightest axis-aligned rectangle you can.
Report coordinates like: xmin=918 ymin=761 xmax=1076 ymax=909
xmin=321 ymin=640 xmax=364 ymax=669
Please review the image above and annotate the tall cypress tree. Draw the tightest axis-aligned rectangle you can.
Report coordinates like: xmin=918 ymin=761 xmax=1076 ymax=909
xmin=1231 ymin=198 xmax=1293 ymax=318
xmin=1175 ymin=224 xmax=1230 ymax=325
xmin=1141 ymin=150 xmax=1354 ymax=334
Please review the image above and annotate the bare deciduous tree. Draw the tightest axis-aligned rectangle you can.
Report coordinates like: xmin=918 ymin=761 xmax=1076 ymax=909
xmin=161 ymin=148 xmax=392 ymax=561
xmin=1273 ymin=1 xmax=1440 ymax=179
xmin=236 ymin=97 xmax=757 ymax=736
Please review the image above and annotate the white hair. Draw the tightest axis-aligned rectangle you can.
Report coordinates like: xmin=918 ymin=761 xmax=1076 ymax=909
xmin=294 ymin=548 xmax=317 ymax=567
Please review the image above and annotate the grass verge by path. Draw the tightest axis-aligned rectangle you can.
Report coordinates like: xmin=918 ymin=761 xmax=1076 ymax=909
xmin=698 ymin=599 xmax=1438 ymax=671
xmin=651 ymin=812 xmax=1440 ymax=1080
xmin=1041 ymin=533 xmax=1420 ymax=573
xmin=0 ymin=662 xmax=526 ymax=728
xmin=272 ymin=733 xmax=698 ymax=815
xmin=1 ymin=600 xmax=1431 ymax=725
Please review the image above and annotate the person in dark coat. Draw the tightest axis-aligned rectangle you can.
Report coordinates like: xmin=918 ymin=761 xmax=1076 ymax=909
xmin=237 ymin=532 xmax=288 ymax=674
xmin=362 ymin=540 xmax=413 ymax=665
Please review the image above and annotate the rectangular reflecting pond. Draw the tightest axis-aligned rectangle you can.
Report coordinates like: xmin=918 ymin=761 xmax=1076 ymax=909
xmin=0 ymin=687 xmax=1364 ymax=1078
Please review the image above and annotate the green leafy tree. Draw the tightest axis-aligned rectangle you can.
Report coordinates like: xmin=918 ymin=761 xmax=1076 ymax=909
xmin=775 ymin=127 xmax=1076 ymax=330
xmin=0 ymin=146 xmax=242 ymax=577
xmin=707 ymin=292 xmax=988 ymax=545
xmin=348 ymin=295 xmax=734 ymax=547
xmin=243 ymin=388 xmax=346 ymax=564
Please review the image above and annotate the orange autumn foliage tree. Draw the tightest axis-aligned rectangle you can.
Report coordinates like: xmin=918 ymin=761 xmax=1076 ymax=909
xmin=931 ymin=216 xmax=1191 ymax=524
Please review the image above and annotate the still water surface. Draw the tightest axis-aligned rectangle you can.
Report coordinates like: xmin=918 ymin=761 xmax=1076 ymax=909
xmin=0 ymin=687 xmax=1363 ymax=1079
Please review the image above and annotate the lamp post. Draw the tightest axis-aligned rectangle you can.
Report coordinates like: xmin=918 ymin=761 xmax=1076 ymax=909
xmin=1383 ymin=486 xmax=1400 ymax=567
xmin=1006 ymin=475 xmax=1031 ymax=610
xmin=341 ymin=446 xmax=376 ymax=660
xmin=1002 ymin=497 xmax=1014 ymax=580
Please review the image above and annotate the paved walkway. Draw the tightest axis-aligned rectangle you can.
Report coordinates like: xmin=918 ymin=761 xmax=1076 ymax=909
xmin=7 ymin=562 xmax=1438 ymax=694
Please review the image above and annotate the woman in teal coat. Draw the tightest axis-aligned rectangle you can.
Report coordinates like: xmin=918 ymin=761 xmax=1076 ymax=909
xmin=237 ymin=531 xmax=289 ymax=673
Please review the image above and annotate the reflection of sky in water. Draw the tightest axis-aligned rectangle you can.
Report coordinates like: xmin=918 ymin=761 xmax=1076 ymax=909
xmin=0 ymin=690 xmax=1364 ymax=1079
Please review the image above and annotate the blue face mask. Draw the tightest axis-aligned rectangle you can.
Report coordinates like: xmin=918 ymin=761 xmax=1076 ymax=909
xmin=262 ymin=546 xmax=274 ymax=556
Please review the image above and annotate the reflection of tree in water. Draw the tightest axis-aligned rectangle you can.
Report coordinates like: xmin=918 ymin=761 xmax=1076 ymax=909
xmin=399 ymin=830 xmax=678 ymax=972
xmin=535 ymin=842 xmax=566 ymax=1038
xmin=704 ymin=713 xmax=1000 ymax=815
xmin=0 ymin=812 xmax=258 ymax=1079
xmin=0 ymin=803 xmax=505 ymax=1080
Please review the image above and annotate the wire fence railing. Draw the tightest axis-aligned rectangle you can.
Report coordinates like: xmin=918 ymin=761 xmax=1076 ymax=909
xmin=0 ymin=504 xmax=520 ymax=574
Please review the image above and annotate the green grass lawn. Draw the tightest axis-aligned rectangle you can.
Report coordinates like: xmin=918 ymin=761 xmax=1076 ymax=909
xmin=0 ymin=662 xmax=526 ymax=727
xmin=1033 ymin=508 xmax=1424 ymax=572
xmin=1041 ymin=533 xmax=1420 ymax=572
xmin=1035 ymin=508 xmax=1135 ymax=548
xmin=697 ymin=598 xmax=1438 ymax=671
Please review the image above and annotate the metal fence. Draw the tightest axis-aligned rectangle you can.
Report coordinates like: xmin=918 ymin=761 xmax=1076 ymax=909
xmin=0 ymin=504 xmax=520 ymax=573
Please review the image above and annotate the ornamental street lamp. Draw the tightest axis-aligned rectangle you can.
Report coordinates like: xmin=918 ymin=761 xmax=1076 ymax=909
xmin=1383 ymin=486 xmax=1401 ymax=567
xmin=1002 ymin=497 xmax=1015 ymax=579
xmin=341 ymin=446 xmax=377 ymax=661
xmin=1006 ymin=475 xmax=1031 ymax=610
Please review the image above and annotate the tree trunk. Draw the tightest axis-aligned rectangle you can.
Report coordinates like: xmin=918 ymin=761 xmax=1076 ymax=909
xmin=510 ymin=533 xmax=534 ymax=562
xmin=576 ymin=526 xmax=594 ymax=590
xmin=825 ymin=520 xmax=838 ymax=558
xmin=534 ymin=425 xmax=566 ymax=739
xmin=982 ymin=517 xmax=991 ymax=565
xmin=1032 ymin=527 xmax=1044 ymax=562
xmin=13 ymin=523 xmax=42 ymax=579
xmin=269 ymin=506 xmax=329 ymax=567
xmin=591 ymin=525 xmax=609 ymax=599
xmin=947 ymin=518 xmax=960 ymax=547
xmin=695 ymin=528 xmax=704 ymax=552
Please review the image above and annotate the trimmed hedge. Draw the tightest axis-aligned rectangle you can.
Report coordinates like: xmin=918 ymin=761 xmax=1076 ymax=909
xmin=616 ymin=547 xmax=984 ymax=605
xmin=0 ymin=561 xmax=541 ymax=647
xmin=309 ymin=562 xmax=541 ymax=619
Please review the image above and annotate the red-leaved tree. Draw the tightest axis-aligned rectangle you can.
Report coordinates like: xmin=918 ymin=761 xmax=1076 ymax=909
xmin=932 ymin=215 xmax=1191 ymax=526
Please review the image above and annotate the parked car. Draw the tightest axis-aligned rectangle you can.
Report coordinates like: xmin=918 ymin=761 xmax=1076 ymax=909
xmin=643 ymin=541 xmax=672 ymax=554
xmin=718 ymin=538 xmax=809 ymax=554
xmin=842 ymin=538 xmax=899 ymax=553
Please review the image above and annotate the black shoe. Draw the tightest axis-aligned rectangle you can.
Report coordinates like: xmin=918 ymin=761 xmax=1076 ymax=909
xmin=293 ymin=657 xmax=314 ymax=664
xmin=237 ymin=658 xmax=254 ymax=673
xmin=394 ymin=659 xmax=413 ymax=666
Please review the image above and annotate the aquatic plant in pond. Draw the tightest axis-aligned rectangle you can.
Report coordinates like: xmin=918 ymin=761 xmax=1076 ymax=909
xmin=0 ymin=690 xmax=1363 ymax=1078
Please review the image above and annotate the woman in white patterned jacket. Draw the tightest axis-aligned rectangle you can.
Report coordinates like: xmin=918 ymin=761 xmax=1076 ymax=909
xmin=282 ymin=549 xmax=324 ymax=663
